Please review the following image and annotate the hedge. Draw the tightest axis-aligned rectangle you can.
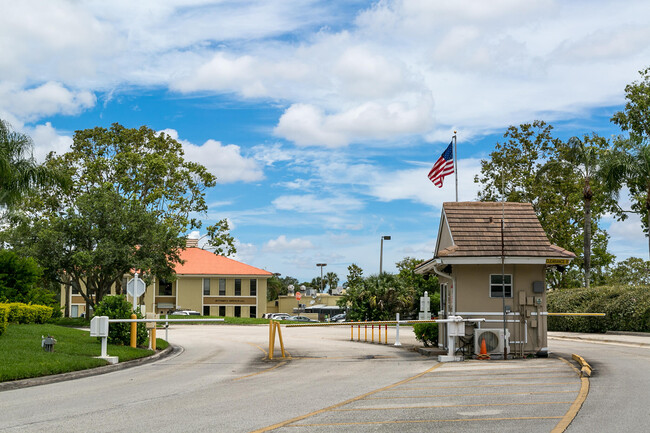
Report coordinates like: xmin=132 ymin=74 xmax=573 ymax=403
xmin=413 ymin=322 xmax=438 ymax=346
xmin=0 ymin=304 xmax=8 ymax=336
xmin=547 ymin=286 xmax=650 ymax=333
xmin=0 ymin=303 xmax=54 ymax=325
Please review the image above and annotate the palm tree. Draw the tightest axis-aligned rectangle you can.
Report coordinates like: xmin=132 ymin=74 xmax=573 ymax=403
xmin=325 ymin=271 xmax=339 ymax=293
xmin=0 ymin=119 xmax=60 ymax=208
xmin=600 ymin=143 xmax=650 ymax=259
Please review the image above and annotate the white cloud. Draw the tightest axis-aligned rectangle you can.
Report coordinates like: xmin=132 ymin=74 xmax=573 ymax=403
xmin=159 ymin=129 xmax=264 ymax=183
xmin=264 ymin=235 xmax=314 ymax=252
xmin=28 ymin=122 xmax=74 ymax=162
xmin=274 ymin=96 xmax=434 ymax=147
xmin=0 ymin=82 xmax=95 ymax=122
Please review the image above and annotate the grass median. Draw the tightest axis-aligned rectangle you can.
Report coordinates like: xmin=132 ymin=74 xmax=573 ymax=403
xmin=0 ymin=324 xmax=168 ymax=383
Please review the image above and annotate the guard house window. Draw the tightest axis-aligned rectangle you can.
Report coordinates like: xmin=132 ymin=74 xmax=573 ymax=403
xmin=235 ymin=279 xmax=241 ymax=296
xmin=250 ymin=279 xmax=257 ymax=296
xmin=218 ymin=279 xmax=226 ymax=296
xmin=490 ymin=274 xmax=512 ymax=298
xmin=203 ymin=278 xmax=210 ymax=295
xmin=159 ymin=279 xmax=172 ymax=296
xmin=234 ymin=306 xmax=241 ymax=317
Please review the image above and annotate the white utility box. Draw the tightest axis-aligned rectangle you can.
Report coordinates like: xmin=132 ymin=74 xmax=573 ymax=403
xmin=90 ymin=316 xmax=109 ymax=337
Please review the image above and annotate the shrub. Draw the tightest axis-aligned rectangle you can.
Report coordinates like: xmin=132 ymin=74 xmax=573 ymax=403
xmin=93 ymin=295 xmax=147 ymax=346
xmin=0 ymin=304 xmax=8 ymax=336
xmin=548 ymin=285 xmax=650 ymax=333
xmin=413 ymin=322 xmax=438 ymax=347
xmin=0 ymin=302 xmax=53 ymax=324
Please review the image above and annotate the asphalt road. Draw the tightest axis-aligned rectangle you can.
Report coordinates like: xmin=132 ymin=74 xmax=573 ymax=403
xmin=1 ymin=325 xmax=645 ymax=432
xmin=548 ymin=335 xmax=650 ymax=433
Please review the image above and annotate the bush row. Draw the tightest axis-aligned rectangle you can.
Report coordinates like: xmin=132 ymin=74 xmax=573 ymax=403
xmin=547 ymin=286 xmax=650 ymax=333
xmin=0 ymin=303 xmax=54 ymax=325
xmin=0 ymin=305 xmax=7 ymax=336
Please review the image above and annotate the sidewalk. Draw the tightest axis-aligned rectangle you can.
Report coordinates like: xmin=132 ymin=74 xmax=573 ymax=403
xmin=549 ymin=331 xmax=650 ymax=347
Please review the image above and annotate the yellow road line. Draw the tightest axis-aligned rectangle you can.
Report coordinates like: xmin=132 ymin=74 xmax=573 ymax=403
xmin=365 ymin=390 xmax=578 ymax=399
xmin=248 ymin=363 xmax=444 ymax=433
xmin=427 ymin=370 xmax=571 ymax=377
xmin=408 ymin=374 xmax=576 ymax=383
xmin=397 ymin=381 xmax=577 ymax=390
xmin=332 ymin=401 xmax=574 ymax=411
xmin=289 ymin=416 xmax=563 ymax=427
xmin=552 ymin=357 xmax=590 ymax=433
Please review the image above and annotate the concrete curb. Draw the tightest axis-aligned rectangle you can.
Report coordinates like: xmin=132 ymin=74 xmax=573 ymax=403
xmin=0 ymin=344 xmax=181 ymax=392
xmin=572 ymin=353 xmax=592 ymax=377
xmin=550 ymin=334 xmax=650 ymax=348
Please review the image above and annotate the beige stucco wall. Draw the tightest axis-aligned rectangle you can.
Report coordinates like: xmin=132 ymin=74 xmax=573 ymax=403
xmin=440 ymin=263 xmax=548 ymax=355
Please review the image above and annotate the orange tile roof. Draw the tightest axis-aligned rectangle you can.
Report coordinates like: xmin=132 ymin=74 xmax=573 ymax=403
xmin=438 ymin=202 xmax=575 ymax=258
xmin=174 ymin=247 xmax=273 ymax=276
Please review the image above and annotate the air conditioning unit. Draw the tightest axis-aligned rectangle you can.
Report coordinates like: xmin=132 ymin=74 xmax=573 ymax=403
xmin=474 ymin=329 xmax=509 ymax=355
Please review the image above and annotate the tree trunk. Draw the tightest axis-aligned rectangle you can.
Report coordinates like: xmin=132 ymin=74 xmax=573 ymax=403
xmin=584 ymin=197 xmax=591 ymax=289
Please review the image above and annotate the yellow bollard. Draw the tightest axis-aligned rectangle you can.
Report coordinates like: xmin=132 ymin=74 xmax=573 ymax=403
xmin=151 ymin=326 xmax=157 ymax=350
xmin=130 ymin=313 xmax=137 ymax=348
xmin=365 ymin=325 xmax=367 ymax=342
xmin=269 ymin=320 xmax=275 ymax=360
xmin=372 ymin=325 xmax=374 ymax=343
xmin=378 ymin=323 xmax=382 ymax=343
xmin=275 ymin=322 xmax=285 ymax=358
xmin=350 ymin=323 xmax=353 ymax=341
xmin=357 ymin=324 xmax=360 ymax=341
xmin=384 ymin=324 xmax=388 ymax=344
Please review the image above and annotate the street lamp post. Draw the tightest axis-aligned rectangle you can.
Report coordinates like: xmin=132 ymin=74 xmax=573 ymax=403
xmin=316 ymin=263 xmax=327 ymax=293
xmin=380 ymin=235 xmax=391 ymax=275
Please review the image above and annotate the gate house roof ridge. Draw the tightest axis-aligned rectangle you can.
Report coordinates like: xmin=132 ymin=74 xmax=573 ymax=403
xmin=436 ymin=201 xmax=575 ymax=259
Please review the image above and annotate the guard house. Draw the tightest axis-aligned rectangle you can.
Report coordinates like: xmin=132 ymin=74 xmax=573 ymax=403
xmin=415 ymin=202 xmax=575 ymax=357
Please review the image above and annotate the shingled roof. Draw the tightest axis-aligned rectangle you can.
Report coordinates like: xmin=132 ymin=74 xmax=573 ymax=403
xmin=437 ymin=202 xmax=575 ymax=258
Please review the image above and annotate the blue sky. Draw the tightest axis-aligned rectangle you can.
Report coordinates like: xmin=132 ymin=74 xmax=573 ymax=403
xmin=2 ymin=0 xmax=649 ymax=283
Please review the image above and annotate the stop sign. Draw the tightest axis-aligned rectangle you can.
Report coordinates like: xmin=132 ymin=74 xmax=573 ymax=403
xmin=296 ymin=292 xmax=302 ymax=301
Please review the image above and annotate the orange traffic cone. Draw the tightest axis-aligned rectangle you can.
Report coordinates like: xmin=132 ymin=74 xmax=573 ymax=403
xmin=477 ymin=338 xmax=490 ymax=360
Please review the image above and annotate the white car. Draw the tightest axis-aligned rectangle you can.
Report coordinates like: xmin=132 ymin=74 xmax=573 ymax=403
xmin=270 ymin=313 xmax=291 ymax=320
xmin=170 ymin=310 xmax=200 ymax=316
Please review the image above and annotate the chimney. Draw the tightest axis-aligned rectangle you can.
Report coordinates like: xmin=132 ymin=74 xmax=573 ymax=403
xmin=186 ymin=238 xmax=199 ymax=248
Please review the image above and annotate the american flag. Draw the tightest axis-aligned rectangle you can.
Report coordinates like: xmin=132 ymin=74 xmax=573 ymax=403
xmin=428 ymin=141 xmax=454 ymax=187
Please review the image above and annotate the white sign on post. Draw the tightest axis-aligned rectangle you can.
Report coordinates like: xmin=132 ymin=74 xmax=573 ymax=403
xmin=127 ymin=273 xmax=146 ymax=311
xmin=419 ymin=291 xmax=431 ymax=320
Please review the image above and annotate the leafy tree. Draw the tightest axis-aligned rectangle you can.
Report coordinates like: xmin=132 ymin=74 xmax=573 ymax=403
xmin=311 ymin=276 xmax=323 ymax=292
xmin=337 ymin=273 xmax=414 ymax=321
xmin=0 ymin=249 xmax=43 ymax=303
xmin=395 ymin=257 xmax=439 ymax=317
xmin=344 ymin=264 xmax=364 ymax=290
xmin=475 ymin=121 xmax=617 ymax=288
xmin=204 ymin=218 xmax=236 ymax=257
xmin=4 ymin=123 xmax=218 ymax=312
xmin=605 ymin=257 xmax=650 ymax=286
xmin=0 ymin=119 xmax=66 ymax=209
xmin=605 ymin=68 xmax=650 ymax=257
xmin=324 ymin=271 xmax=339 ymax=293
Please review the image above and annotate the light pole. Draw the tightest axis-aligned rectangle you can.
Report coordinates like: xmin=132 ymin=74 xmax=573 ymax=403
xmin=379 ymin=235 xmax=391 ymax=275
xmin=316 ymin=263 xmax=327 ymax=293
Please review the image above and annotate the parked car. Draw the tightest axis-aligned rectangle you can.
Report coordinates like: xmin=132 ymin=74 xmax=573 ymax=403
xmin=287 ymin=315 xmax=318 ymax=322
xmin=170 ymin=310 xmax=200 ymax=316
xmin=330 ymin=313 xmax=347 ymax=322
xmin=270 ymin=313 xmax=291 ymax=320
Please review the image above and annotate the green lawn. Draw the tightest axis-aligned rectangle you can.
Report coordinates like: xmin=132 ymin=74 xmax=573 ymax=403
xmin=0 ymin=324 xmax=167 ymax=382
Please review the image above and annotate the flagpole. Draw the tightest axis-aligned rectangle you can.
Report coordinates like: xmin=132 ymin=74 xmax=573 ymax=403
xmin=453 ymin=131 xmax=458 ymax=202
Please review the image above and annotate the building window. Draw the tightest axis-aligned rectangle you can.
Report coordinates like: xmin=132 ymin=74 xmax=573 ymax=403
xmin=249 ymin=306 xmax=257 ymax=318
xmin=203 ymin=278 xmax=210 ymax=296
xmin=203 ymin=305 xmax=210 ymax=316
xmin=219 ymin=306 xmax=226 ymax=316
xmin=235 ymin=279 xmax=241 ymax=296
xmin=71 ymin=305 xmax=78 ymax=317
xmin=250 ymin=279 xmax=257 ymax=296
xmin=159 ymin=279 xmax=172 ymax=296
xmin=490 ymin=274 xmax=512 ymax=298
xmin=219 ymin=279 xmax=226 ymax=296
xmin=234 ymin=306 xmax=241 ymax=317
